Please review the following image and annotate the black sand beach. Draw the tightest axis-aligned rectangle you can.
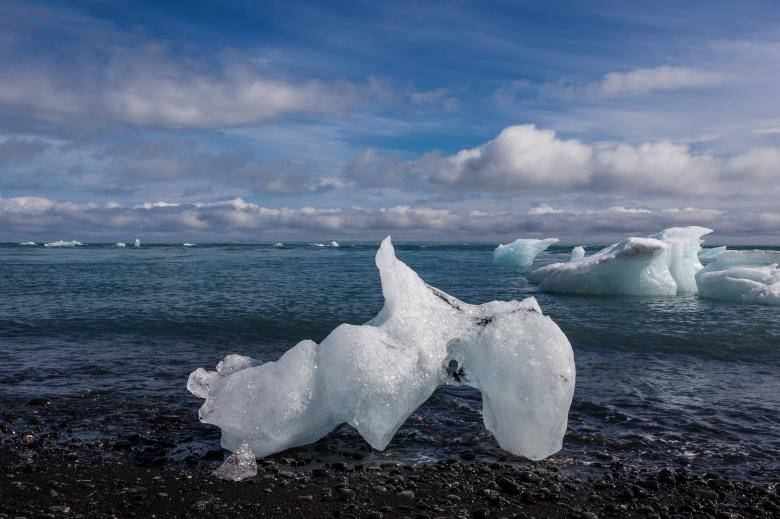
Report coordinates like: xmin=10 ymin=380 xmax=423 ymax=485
xmin=2 ymin=393 xmax=777 ymax=519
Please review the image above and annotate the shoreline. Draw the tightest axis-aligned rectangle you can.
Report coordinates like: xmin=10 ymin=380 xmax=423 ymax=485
xmin=1 ymin=394 xmax=777 ymax=518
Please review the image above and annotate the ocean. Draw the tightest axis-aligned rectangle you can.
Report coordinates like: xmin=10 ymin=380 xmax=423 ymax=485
xmin=1 ymin=242 xmax=778 ymax=480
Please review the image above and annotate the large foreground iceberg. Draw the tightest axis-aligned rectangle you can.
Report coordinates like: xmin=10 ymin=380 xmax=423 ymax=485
xmin=528 ymin=227 xmax=712 ymax=296
xmin=493 ymin=238 xmax=559 ymax=267
xmin=696 ymin=250 xmax=780 ymax=305
xmin=189 ymin=237 xmax=575 ymax=460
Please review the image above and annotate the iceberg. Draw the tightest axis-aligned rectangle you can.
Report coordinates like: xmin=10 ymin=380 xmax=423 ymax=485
xmin=273 ymin=242 xmax=284 ymax=248
xmin=699 ymin=246 xmax=727 ymax=261
xmin=44 ymin=240 xmax=83 ymax=247
xmin=570 ymin=246 xmax=585 ymax=261
xmin=18 ymin=241 xmax=36 ymax=246
xmin=212 ymin=442 xmax=257 ymax=481
xmin=695 ymin=250 xmax=780 ymax=305
xmin=493 ymin=238 xmax=559 ymax=267
xmin=312 ymin=243 xmax=325 ymax=247
xmin=183 ymin=242 xmax=195 ymax=247
xmin=528 ymin=226 xmax=712 ymax=296
xmin=115 ymin=242 xmax=126 ymax=248
xmin=330 ymin=240 xmax=340 ymax=247
xmin=134 ymin=238 xmax=141 ymax=247
xmin=188 ymin=237 xmax=575 ymax=461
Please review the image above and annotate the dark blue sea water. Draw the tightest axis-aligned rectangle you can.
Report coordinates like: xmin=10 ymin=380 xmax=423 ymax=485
xmin=1 ymin=242 xmax=778 ymax=479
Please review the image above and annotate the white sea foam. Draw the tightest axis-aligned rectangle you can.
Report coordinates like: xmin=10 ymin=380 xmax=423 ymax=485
xmin=188 ymin=237 xmax=575 ymax=460
xmin=493 ymin=238 xmax=559 ymax=267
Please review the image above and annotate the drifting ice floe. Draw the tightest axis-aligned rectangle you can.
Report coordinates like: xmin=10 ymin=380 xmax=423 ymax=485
xmin=188 ymin=237 xmax=575 ymax=460
xmin=312 ymin=243 xmax=325 ymax=247
xmin=115 ymin=242 xmax=126 ymax=248
xmin=134 ymin=238 xmax=141 ymax=247
xmin=183 ymin=243 xmax=195 ymax=247
xmin=44 ymin=240 xmax=83 ymax=247
xmin=570 ymin=246 xmax=585 ymax=261
xmin=18 ymin=241 xmax=36 ymax=246
xmin=493 ymin=238 xmax=559 ymax=267
xmin=273 ymin=242 xmax=284 ymax=248
xmin=330 ymin=240 xmax=340 ymax=247
xmin=696 ymin=250 xmax=780 ymax=305
xmin=528 ymin=227 xmax=712 ymax=296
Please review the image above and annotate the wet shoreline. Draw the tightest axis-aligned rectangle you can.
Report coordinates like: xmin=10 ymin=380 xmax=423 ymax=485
xmin=1 ymin=393 xmax=777 ymax=518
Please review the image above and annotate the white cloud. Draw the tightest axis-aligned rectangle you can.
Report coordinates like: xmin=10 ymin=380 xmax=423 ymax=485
xmin=596 ymin=66 xmax=726 ymax=97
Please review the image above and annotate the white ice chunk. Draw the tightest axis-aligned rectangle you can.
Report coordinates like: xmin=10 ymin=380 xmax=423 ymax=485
xmin=18 ymin=241 xmax=36 ymax=246
xmin=570 ymin=246 xmax=585 ymax=261
xmin=273 ymin=242 xmax=284 ymax=248
xmin=649 ymin=226 xmax=712 ymax=293
xmin=44 ymin=240 xmax=83 ymax=247
xmin=212 ymin=442 xmax=257 ymax=481
xmin=312 ymin=243 xmax=325 ymax=247
xmin=699 ymin=246 xmax=727 ymax=260
xmin=330 ymin=241 xmax=340 ymax=247
xmin=115 ymin=242 xmax=126 ymax=247
xmin=493 ymin=238 xmax=559 ymax=267
xmin=183 ymin=242 xmax=195 ymax=247
xmin=134 ymin=238 xmax=141 ymax=247
xmin=528 ymin=237 xmax=676 ymax=296
xmin=189 ymin=237 xmax=575 ymax=461
xmin=695 ymin=250 xmax=780 ymax=305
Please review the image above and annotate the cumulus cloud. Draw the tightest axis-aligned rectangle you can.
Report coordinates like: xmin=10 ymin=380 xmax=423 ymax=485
xmin=346 ymin=124 xmax=780 ymax=199
xmin=2 ymin=195 xmax=777 ymax=242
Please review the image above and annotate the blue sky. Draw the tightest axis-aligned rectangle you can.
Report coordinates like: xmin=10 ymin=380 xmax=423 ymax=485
xmin=2 ymin=0 xmax=780 ymax=242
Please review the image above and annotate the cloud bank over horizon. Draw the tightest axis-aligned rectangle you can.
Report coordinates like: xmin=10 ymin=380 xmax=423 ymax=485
xmin=1 ymin=1 xmax=779 ymax=242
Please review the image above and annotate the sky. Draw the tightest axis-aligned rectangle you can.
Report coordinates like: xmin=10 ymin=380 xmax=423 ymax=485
xmin=1 ymin=0 xmax=780 ymax=243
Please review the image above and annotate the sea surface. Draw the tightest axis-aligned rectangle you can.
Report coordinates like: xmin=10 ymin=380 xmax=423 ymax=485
xmin=1 ymin=242 xmax=778 ymax=479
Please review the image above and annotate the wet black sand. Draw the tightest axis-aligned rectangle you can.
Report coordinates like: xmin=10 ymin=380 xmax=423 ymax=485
xmin=1 ymin=393 xmax=778 ymax=519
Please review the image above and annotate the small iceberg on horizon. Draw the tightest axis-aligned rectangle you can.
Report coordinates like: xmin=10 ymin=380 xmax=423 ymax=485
xmin=188 ymin=237 xmax=575 ymax=461
xmin=18 ymin=241 xmax=37 ymax=246
xmin=44 ymin=240 xmax=83 ymax=247
xmin=330 ymin=240 xmax=340 ymax=247
xmin=183 ymin=243 xmax=195 ymax=247
xmin=493 ymin=238 xmax=559 ymax=267
xmin=115 ymin=242 xmax=126 ymax=248
xmin=570 ymin=246 xmax=586 ymax=261
xmin=528 ymin=226 xmax=712 ymax=296
xmin=696 ymin=250 xmax=780 ymax=305
xmin=312 ymin=243 xmax=325 ymax=247
xmin=273 ymin=242 xmax=284 ymax=248
xmin=134 ymin=238 xmax=141 ymax=247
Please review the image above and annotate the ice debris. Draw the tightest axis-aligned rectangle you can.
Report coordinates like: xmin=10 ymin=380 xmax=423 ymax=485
xmin=18 ymin=241 xmax=36 ymax=246
xmin=699 ymin=246 xmax=727 ymax=261
xmin=183 ymin=243 xmax=195 ymax=247
xmin=273 ymin=242 xmax=284 ymax=248
xmin=115 ymin=242 xmax=126 ymax=248
xmin=570 ymin=246 xmax=585 ymax=261
xmin=188 ymin=237 xmax=575 ymax=461
xmin=330 ymin=240 xmax=340 ymax=247
xmin=134 ymin=238 xmax=141 ymax=247
xmin=493 ymin=238 xmax=559 ymax=267
xmin=212 ymin=442 xmax=257 ymax=481
xmin=44 ymin=240 xmax=83 ymax=247
xmin=696 ymin=250 xmax=780 ymax=305
xmin=528 ymin=226 xmax=712 ymax=296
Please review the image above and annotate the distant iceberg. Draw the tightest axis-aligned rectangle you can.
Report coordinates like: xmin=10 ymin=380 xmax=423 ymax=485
xmin=330 ymin=240 xmax=340 ymax=247
xmin=115 ymin=242 xmax=126 ymax=248
xmin=183 ymin=243 xmax=195 ymax=247
xmin=696 ymin=250 xmax=780 ymax=305
xmin=18 ymin=241 xmax=36 ymax=246
xmin=189 ymin=237 xmax=575 ymax=461
xmin=570 ymin=246 xmax=585 ymax=261
xmin=528 ymin=226 xmax=712 ymax=296
xmin=312 ymin=243 xmax=325 ymax=247
xmin=134 ymin=238 xmax=141 ymax=247
xmin=493 ymin=238 xmax=559 ymax=267
xmin=273 ymin=242 xmax=284 ymax=248
xmin=44 ymin=240 xmax=83 ymax=247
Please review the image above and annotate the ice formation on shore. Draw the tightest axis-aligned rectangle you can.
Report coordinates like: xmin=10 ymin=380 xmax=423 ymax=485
xmin=189 ymin=237 xmax=575 ymax=461
xmin=44 ymin=240 xmax=83 ymax=247
xmin=212 ymin=442 xmax=257 ymax=481
xmin=528 ymin=227 xmax=713 ymax=296
xmin=570 ymin=246 xmax=585 ymax=261
xmin=695 ymin=250 xmax=780 ymax=305
xmin=493 ymin=238 xmax=559 ymax=267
